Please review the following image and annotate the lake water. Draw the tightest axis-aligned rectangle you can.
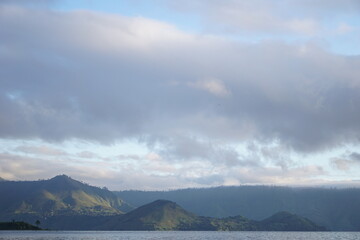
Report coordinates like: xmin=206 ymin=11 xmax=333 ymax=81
xmin=0 ymin=231 xmax=359 ymax=240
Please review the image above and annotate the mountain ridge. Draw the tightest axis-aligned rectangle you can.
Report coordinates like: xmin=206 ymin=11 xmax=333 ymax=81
xmin=0 ymin=175 xmax=352 ymax=230
xmin=115 ymin=185 xmax=360 ymax=230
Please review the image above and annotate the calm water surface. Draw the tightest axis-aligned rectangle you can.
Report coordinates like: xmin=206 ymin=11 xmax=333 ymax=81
xmin=0 ymin=231 xmax=360 ymax=240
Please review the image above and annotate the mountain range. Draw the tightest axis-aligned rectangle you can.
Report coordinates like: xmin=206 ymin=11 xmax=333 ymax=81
xmin=1 ymin=175 xmax=356 ymax=230
xmin=95 ymin=200 xmax=325 ymax=231
xmin=115 ymin=185 xmax=360 ymax=231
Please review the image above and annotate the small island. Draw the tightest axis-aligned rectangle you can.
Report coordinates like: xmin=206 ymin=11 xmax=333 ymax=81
xmin=0 ymin=221 xmax=42 ymax=230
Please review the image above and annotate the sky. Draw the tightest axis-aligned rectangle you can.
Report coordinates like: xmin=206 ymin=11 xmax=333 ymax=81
xmin=1 ymin=0 xmax=360 ymax=190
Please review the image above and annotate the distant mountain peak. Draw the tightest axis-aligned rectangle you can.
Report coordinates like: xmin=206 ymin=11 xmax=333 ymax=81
xmin=150 ymin=199 xmax=177 ymax=206
xmin=127 ymin=199 xmax=190 ymax=217
xmin=260 ymin=211 xmax=326 ymax=231
xmin=50 ymin=174 xmax=72 ymax=181
xmin=103 ymin=199 xmax=198 ymax=230
xmin=47 ymin=174 xmax=82 ymax=190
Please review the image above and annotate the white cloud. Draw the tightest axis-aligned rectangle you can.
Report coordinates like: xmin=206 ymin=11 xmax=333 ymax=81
xmin=0 ymin=139 xmax=331 ymax=190
xmin=334 ymin=23 xmax=355 ymax=35
xmin=331 ymin=158 xmax=353 ymax=171
xmin=160 ymin=0 xmax=360 ymax=53
xmin=161 ymin=0 xmax=326 ymax=35
xmin=77 ymin=151 xmax=98 ymax=159
xmin=14 ymin=145 xmax=67 ymax=156
xmin=189 ymin=78 xmax=231 ymax=97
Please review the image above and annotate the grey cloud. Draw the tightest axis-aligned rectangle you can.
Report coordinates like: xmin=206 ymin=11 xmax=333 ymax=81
xmin=154 ymin=135 xmax=257 ymax=167
xmin=0 ymin=0 xmax=59 ymax=8
xmin=296 ymin=0 xmax=360 ymax=12
xmin=350 ymin=152 xmax=360 ymax=161
xmin=0 ymin=6 xmax=360 ymax=156
xmin=331 ymin=152 xmax=360 ymax=171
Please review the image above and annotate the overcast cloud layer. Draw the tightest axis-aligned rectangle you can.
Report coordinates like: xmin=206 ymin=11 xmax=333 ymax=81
xmin=0 ymin=1 xmax=360 ymax=189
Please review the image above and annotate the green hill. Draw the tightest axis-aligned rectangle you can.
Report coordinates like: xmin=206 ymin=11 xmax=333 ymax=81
xmin=100 ymin=200 xmax=200 ymax=230
xmin=0 ymin=175 xmax=132 ymax=219
xmin=259 ymin=211 xmax=327 ymax=231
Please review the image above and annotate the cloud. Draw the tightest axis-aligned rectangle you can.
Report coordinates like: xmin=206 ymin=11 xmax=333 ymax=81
xmin=0 ymin=152 xmax=69 ymax=180
xmin=76 ymin=151 xmax=99 ymax=159
xmin=192 ymin=164 xmax=326 ymax=187
xmin=331 ymin=152 xmax=360 ymax=171
xmin=14 ymin=145 xmax=67 ymax=156
xmin=332 ymin=158 xmax=352 ymax=171
xmin=349 ymin=152 xmax=360 ymax=161
xmin=0 ymin=0 xmax=60 ymax=11
xmin=334 ymin=23 xmax=355 ymax=35
xmin=156 ymin=0 xmax=360 ymax=46
xmin=0 ymin=6 xmax=360 ymax=157
xmin=296 ymin=0 xmax=360 ymax=12
xmin=0 ymin=139 xmax=329 ymax=190
xmin=154 ymin=135 xmax=257 ymax=167
xmin=188 ymin=78 xmax=231 ymax=97
xmin=0 ymin=0 xmax=58 ymax=6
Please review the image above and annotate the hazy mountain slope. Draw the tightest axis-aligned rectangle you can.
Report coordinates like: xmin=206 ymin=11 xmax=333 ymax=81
xmin=115 ymin=186 xmax=360 ymax=230
xmin=0 ymin=175 xmax=132 ymax=219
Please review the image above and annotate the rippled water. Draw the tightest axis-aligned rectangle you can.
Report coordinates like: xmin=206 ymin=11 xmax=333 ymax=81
xmin=0 ymin=231 xmax=360 ymax=240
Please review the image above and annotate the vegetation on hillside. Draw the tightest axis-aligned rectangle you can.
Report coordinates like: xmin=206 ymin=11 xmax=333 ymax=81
xmin=0 ymin=175 xmax=132 ymax=218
